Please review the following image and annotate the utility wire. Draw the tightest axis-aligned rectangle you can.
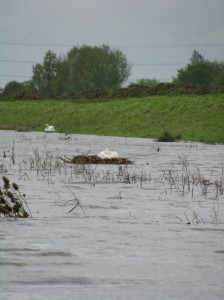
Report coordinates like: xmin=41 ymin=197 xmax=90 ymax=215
xmin=0 ymin=41 xmax=224 ymax=48
xmin=0 ymin=74 xmax=30 ymax=78
xmin=1 ymin=29 xmax=224 ymax=37
xmin=0 ymin=59 xmax=186 ymax=66
xmin=0 ymin=59 xmax=38 ymax=64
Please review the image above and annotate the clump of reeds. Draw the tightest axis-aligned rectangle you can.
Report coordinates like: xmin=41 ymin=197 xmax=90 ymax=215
xmin=0 ymin=176 xmax=31 ymax=218
xmin=162 ymin=155 xmax=224 ymax=200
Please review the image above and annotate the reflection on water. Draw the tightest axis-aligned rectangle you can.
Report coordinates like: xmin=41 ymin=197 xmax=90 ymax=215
xmin=0 ymin=130 xmax=224 ymax=300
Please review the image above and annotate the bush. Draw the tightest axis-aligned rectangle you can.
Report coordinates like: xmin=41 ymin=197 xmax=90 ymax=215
xmin=157 ymin=131 xmax=181 ymax=142
xmin=2 ymin=81 xmax=24 ymax=97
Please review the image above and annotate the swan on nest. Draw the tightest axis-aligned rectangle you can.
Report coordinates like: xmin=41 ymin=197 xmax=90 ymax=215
xmin=44 ymin=124 xmax=56 ymax=132
xmin=97 ymin=147 xmax=119 ymax=159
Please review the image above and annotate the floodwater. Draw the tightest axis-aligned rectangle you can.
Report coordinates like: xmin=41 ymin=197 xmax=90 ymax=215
xmin=0 ymin=130 xmax=224 ymax=300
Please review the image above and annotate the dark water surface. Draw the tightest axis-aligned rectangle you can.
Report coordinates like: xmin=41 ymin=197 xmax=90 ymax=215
xmin=0 ymin=130 xmax=224 ymax=299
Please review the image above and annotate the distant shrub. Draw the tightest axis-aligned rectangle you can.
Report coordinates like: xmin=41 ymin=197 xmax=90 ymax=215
xmin=2 ymin=81 xmax=24 ymax=97
xmin=132 ymin=78 xmax=160 ymax=87
xmin=157 ymin=131 xmax=181 ymax=142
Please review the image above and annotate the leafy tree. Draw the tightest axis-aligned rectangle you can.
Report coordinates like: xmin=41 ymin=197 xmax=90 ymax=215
xmin=190 ymin=50 xmax=205 ymax=64
xmin=53 ymin=55 xmax=70 ymax=96
xmin=174 ymin=61 xmax=213 ymax=85
xmin=28 ymin=45 xmax=131 ymax=97
xmin=31 ymin=50 xmax=58 ymax=96
xmin=173 ymin=50 xmax=224 ymax=86
xmin=2 ymin=81 xmax=24 ymax=97
xmin=67 ymin=45 xmax=131 ymax=92
xmin=209 ymin=61 xmax=224 ymax=86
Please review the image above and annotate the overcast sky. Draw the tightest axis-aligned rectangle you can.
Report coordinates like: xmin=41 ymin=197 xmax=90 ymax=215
xmin=1 ymin=0 xmax=224 ymax=88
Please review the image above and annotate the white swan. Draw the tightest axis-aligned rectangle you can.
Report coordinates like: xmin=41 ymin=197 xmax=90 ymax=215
xmin=97 ymin=147 xmax=119 ymax=159
xmin=44 ymin=124 xmax=56 ymax=132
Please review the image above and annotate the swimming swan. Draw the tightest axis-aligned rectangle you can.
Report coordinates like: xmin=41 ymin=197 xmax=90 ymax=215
xmin=44 ymin=124 xmax=56 ymax=132
xmin=97 ymin=147 xmax=119 ymax=159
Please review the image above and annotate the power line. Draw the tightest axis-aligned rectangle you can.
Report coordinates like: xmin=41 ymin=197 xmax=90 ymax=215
xmin=0 ymin=59 xmax=186 ymax=66
xmin=1 ymin=29 xmax=224 ymax=37
xmin=1 ymin=41 xmax=224 ymax=48
xmin=134 ymin=63 xmax=185 ymax=66
xmin=0 ymin=59 xmax=38 ymax=64
xmin=0 ymin=74 xmax=30 ymax=78
xmin=118 ymin=43 xmax=224 ymax=48
xmin=0 ymin=41 xmax=74 ymax=48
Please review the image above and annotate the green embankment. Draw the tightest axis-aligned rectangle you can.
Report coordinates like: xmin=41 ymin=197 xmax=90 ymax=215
xmin=0 ymin=94 xmax=223 ymax=144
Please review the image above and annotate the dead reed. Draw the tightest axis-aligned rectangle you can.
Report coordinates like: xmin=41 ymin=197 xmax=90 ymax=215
xmin=0 ymin=176 xmax=31 ymax=218
xmin=162 ymin=155 xmax=224 ymax=224
xmin=161 ymin=155 xmax=224 ymax=199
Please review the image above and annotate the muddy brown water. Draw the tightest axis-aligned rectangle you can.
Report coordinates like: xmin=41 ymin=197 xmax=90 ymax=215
xmin=0 ymin=130 xmax=224 ymax=300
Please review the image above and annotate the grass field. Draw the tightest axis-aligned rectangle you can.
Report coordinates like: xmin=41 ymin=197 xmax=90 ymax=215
xmin=0 ymin=94 xmax=224 ymax=144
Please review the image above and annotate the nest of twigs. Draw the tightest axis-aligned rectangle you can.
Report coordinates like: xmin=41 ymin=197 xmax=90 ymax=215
xmin=60 ymin=155 xmax=133 ymax=165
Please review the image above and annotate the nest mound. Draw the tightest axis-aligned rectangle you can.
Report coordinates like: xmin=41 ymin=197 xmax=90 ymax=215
xmin=62 ymin=155 xmax=133 ymax=165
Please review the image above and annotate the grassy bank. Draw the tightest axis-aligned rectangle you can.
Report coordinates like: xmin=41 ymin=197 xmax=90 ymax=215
xmin=0 ymin=94 xmax=224 ymax=144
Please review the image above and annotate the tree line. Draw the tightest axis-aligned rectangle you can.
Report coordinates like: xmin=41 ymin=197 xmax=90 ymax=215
xmin=1 ymin=47 xmax=224 ymax=98
xmin=2 ymin=45 xmax=131 ymax=98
